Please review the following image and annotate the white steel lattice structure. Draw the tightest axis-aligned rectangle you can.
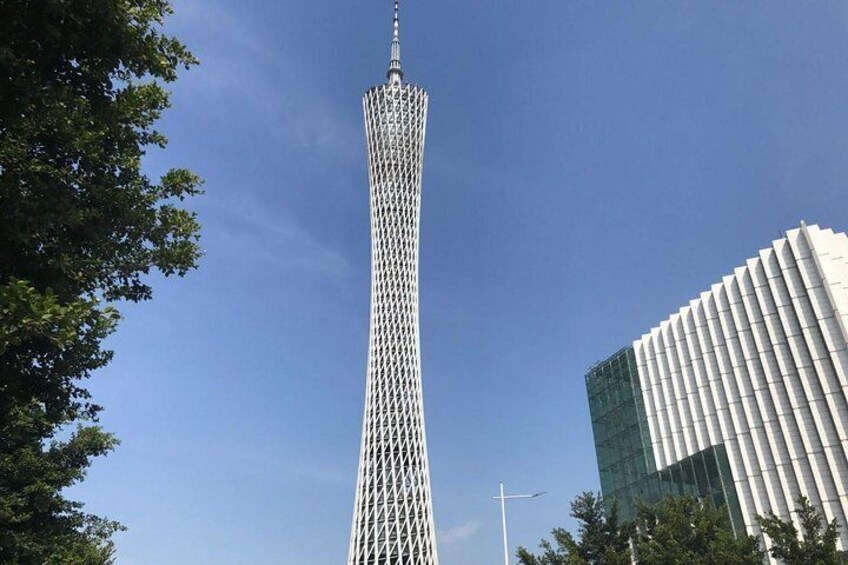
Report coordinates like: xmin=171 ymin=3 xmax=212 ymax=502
xmin=348 ymin=2 xmax=439 ymax=564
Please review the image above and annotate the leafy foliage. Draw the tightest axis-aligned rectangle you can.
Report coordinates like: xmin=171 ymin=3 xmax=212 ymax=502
xmin=517 ymin=492 xmax=633 ymax=565
xmin=634 ymin=496 xmax=764 ymax=565
xmin=757 ymin=495 xmax=848 ymax=565
xmin=519 ymin=494 xmax=770 ymax=565
xmin=0 ymin=0 xmax=201 ymax=561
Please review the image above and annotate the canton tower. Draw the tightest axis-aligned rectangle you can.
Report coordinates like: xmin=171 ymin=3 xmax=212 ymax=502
xmin=348 ymin=2 xmax=439 ymax=564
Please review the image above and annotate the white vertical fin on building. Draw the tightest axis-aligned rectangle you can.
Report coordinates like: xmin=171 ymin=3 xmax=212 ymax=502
xmin=633 ymin=224 xmax=848 ymax=559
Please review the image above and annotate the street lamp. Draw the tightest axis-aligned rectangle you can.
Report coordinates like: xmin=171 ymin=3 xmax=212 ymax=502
xmin=492 ymin=482 xmax=546 ymax=565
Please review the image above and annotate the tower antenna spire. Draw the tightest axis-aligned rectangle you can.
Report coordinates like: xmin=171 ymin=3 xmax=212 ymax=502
xmin=387 ymin=0 xmax=403 ymax=82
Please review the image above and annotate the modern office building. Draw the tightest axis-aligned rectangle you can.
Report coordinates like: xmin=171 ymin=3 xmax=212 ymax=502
xmin=587 ymin=223 xmax=848 ymax=555
xmin=348 ymin=2 xmax=439 ymax=564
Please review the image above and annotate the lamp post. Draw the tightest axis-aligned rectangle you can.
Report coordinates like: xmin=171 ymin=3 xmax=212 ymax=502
xmin=492 ymin=482 xmax=545 ymax=565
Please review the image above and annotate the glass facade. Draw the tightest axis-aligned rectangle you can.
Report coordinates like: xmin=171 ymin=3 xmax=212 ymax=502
xmin=587 ymin=347 xmax=744 ymax=536
xmin=619 ymin=445 xmax=746 ymax=537
xmin=586 ymin=348 xmax=655 ymax=512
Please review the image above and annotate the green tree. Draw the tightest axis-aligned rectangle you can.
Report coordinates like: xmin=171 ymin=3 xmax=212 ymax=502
xmin=0 ymin=0 xmax=202 ymax=562
xmin=634 ymin=496 xmax=764 ymax=565
xmin=757 ymin=495 xmax=848 ymax=565
xmin=517 ymin=492 xmax=633 ymax=565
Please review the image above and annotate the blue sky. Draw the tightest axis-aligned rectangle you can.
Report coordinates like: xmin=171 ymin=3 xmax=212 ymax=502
xmin=71 ymin=1 xmax=848 ymax=563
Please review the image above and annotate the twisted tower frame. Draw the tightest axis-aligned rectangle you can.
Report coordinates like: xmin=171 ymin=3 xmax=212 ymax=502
xmin=348 ymin=2 xmax=439 ymax=564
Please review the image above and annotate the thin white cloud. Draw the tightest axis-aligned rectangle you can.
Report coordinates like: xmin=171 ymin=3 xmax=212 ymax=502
xmin=439 ymin=521 xmax=482 ymax=544
xmin=171 ymin=440 xmax=352 ymax=489
xmin=174 ymin=0 xmax=266 ymax=54
xmin=169 ymin=0 xmax=359 ymax=157
xmin=207 ymin=192 xmax=350 ymax=283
